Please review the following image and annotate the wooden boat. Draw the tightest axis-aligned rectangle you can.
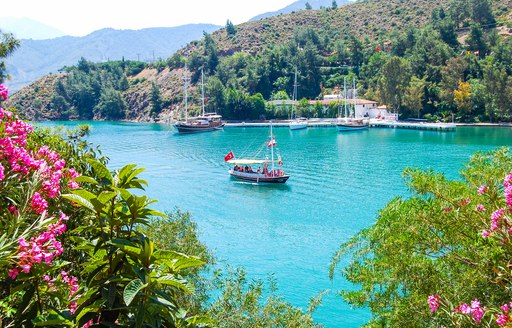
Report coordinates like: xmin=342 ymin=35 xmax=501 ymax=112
xmin=174 ymin=67 xmax=225 ymax=134
xmin=225 ymin=124 xmax=290 ymax=184
xmin=336 ymin=77 xmax=369 ymax=132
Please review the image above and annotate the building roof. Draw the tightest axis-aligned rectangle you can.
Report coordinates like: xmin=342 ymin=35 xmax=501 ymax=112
xmin=308 ymin=98 xmax=378 ymax=106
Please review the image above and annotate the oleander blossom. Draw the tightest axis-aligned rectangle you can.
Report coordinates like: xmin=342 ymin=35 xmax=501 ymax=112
xmin=478 ymin=184 xmax=489 ymax=196
xmin=7 ymin=212 xmax=70 ymax=279
xmin=428 ymin=294 xmax=440 ymax=313
xmin=452 ymin=299 xmax=485 ymax=323
xmin=504 ymin=171 xmax=512 ymax=211
xmin=0 ymin=84 xmax=8 ymax=101
xmin=476 ymin=204 xmax=486 ymax=212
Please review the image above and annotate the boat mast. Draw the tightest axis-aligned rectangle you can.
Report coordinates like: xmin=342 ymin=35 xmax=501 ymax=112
xmin=201 ymin=68 xmax=205 ymax=116
xmin=270 ymin=122 xmax=275 ymax=172
xmin=352 ymin=78 xmax=356 ymax=118
xmin=344 ymin=77 xmax=348 ymax=118
xmin=184 ymin=63 xmax=190 ymax=122
xmin=292 ymin=67 xmax=298 ymax=120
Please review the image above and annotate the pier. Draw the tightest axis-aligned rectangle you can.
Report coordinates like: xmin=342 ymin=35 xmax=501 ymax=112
xmin=369 ymin=120 xmax=456 ymax=131
xmin=225 ymin=120 xmax=457 ymax=131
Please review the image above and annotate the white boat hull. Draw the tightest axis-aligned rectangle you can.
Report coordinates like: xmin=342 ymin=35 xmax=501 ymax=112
xmin=289 ymin=122 xmax=307 ymax=130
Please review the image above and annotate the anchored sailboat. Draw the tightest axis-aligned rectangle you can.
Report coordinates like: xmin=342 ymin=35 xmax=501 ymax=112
xmin=225 ymin=123 xmax=290 ymax=184
xmin=174 ymin=67 xmax=225 ymax=134
xmin=336 ymin=77 xmax=369 ymax=131
xmin=289 ymin=67 xmax=307 ymax=130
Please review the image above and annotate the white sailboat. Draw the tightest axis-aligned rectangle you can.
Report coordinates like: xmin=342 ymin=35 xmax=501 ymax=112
xmin=174 ymin=67 xmax=225 ymax=133
xmin=225 ymin=123 xmax=290 ymax=184
xmin=289 ymin=67 xmax=307 ymax=130
xmin=336 ymin=77 xmax=369 ymax=131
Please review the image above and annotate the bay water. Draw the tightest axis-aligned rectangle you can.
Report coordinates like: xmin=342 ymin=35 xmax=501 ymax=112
xmin=39 ymin=122 xmax=512 ymax=327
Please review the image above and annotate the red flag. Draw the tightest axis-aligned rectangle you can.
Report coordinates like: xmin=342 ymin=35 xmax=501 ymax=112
xmin=375 ymin=45 xmax=381 ymax=52
xmin=224 ymin=151 xmax=234 ymax=162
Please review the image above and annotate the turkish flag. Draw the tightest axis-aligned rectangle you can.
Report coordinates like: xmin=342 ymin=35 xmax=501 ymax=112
xmin=224 ymin=151 xmax=234 ymax=161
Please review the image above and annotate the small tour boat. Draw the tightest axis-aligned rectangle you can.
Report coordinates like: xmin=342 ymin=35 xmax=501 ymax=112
xmin=224 ymin=124 xmax=290 ymax=184
xmin=174 ymin=67 xmax=225 ymax=134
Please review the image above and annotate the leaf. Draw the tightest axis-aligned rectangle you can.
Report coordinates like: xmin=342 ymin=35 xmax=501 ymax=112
xmin=73 ymin=175 xmax=99 ymax=185
xmin=87 ymin=158 xmax=113 ymax=183
xmin=156 ymin=275 xmax=194 ymax=294
xmin=33 ymin=313 xmax=73 ymax=326
xmin=62 ymin=193 xmax=95 ymax=212
xmin=97 ymin=191 xmax=117 ymax=204
xmin=123 ymin=279 xmax=147 ymax=306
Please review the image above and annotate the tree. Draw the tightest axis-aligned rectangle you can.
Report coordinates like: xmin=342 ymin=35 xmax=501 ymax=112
xmin=404 ymin=75 xmax=427 ymax=118
xmin=466 ymin=23 xmax=487 ymax=58
xmin=205 ymin=76 xmax=226 ymax=116
xmin=470 ymin=0 xmax=495 ymax=26
xmin=440 ymin=56 xmax=468 ymax=109
xmin=305 ymin=2 xmax=312 ymax=10
xmin=331 ymin=0 xmax=337 ymax=9
xmin=453 ymin=80 xmax=472 ymax=117
xmin=150 ymin=82 xmax=162 ymax=115
xmin=226 ymin=19 xmax=236 ymax=37
xmin=0 ymin=29 xmax=20 ymax=83
xmin=378 ymin=56 xmax=412 ymax=114
xmin=330 ymin=147 xmax=512 ymax=327
xmin=94 ymin=87 xmax=126 ymax=119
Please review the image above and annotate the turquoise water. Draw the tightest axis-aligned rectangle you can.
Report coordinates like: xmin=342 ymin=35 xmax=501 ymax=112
xmin=39 ymin=122 xmax=512 ymax=327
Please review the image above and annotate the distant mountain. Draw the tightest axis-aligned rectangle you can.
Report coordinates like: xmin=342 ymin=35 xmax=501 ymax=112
xmin=250 ymin=0 xmax=351 ymax=21
xmin=0 ymin=17 xmax=67 ymax=40
xmin=5 ymin=24 xmax=221 ymax=92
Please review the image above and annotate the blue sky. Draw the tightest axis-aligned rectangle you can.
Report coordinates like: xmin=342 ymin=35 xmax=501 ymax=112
xmin=2 ymin=0 xmax=297 ymax=36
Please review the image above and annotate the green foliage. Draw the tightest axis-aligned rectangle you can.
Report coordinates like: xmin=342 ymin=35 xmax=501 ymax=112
xmin=0 ymin=29 xmax=20 ymax=83
xmin=330 ymin=147 xmax=512 ymax=327
xmin=65 ymin=160 xmax=207 ymax=326
xmin=226 ymin=20 xmax=236 ymax=37
xmin=207 ymin=267 xmax=321 ymax=328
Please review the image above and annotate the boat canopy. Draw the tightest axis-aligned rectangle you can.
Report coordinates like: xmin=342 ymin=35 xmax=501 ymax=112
xmin=227 ymin=159 xmax=273 ymax=165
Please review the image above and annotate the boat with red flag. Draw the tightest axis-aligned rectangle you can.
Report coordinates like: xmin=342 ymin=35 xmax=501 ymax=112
xmin=224 ymin=124 xmax=289 ymax=184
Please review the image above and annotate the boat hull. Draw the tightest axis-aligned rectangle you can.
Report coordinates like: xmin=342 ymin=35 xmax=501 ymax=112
xmin=229 ymin=170 xmax=289 ymax=184
xmin=174 ymin=122 xmax=225 ymax=134
xmin=289 ymin=122 xmax=307 ymax=130
xmin=336 ymin=124 xmax=369 ymax=131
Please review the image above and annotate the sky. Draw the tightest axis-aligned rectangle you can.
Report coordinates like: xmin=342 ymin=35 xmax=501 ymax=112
xmin=2 ymin=0 xmax=298 ymax=36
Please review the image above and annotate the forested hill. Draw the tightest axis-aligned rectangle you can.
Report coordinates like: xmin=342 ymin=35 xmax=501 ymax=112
xmin=7 ymin=0 xmax=512 ymax=123
xmin=4 ymin=24 xmax=221 ymax=92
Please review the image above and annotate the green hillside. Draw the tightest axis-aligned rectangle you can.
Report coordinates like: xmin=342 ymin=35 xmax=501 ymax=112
xmin=6 ymin=0 xmax=512 ymax=123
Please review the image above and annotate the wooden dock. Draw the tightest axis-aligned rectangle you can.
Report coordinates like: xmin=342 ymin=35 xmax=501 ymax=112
xmin=225 ymin=120 xmax=456 ymax=131
xmin=370 ymin=120 xmax=456 ymax=131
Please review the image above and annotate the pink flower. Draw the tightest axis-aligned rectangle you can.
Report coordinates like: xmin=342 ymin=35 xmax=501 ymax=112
xmin=459 ymin=303 xmax=471 ymax=314
xmin=428 ymin=294 xmax=440 ymax=313
xmin=476 ymin=204 xmax=486 ymax=211
xmin=478 ymin=185 xmax=489 ymax=196
xmin=491 ymin=208 xmax=506 ymax=232
xmin=482 ymin=229 xmax=490 ymax=238
xmin=30 ymin=192 xmax=48 ymax=214
xmin=0 ymin=84 xmax=8 ymax=101
xmin=497 ymin=314 xmax=510 ymax=326
xmin=504 ymin=171 xmax=512 ymax=188
xmin=7 ymin=268 xmax=20 ymax=279
xmin=82 ymin=320 xmax=94 ymax=328
xmin=69 ymin=301 xmax=77 ymax=314
xmin=0 ymin=163 xmax=4 ymax=181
